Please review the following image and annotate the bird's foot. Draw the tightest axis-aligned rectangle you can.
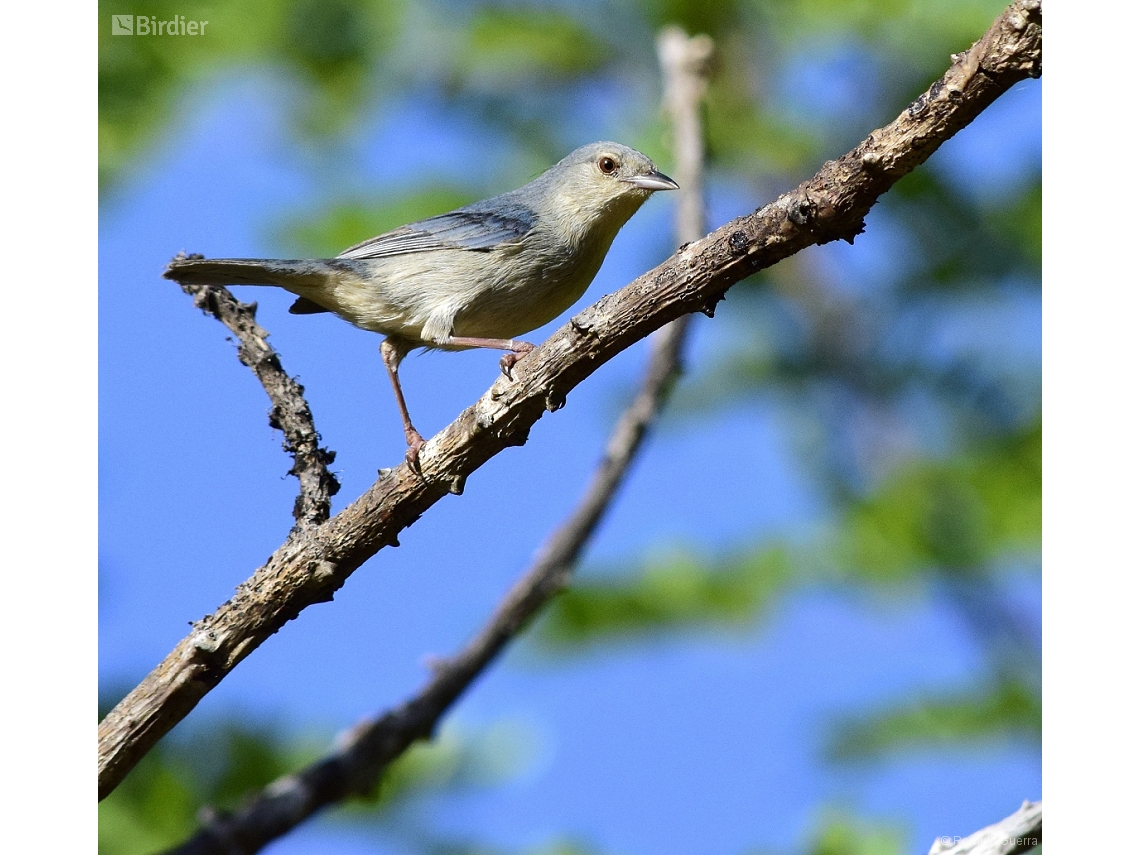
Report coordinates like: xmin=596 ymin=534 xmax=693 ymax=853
xmin=404 ymin=432 xmax=425 ymax=476
xmin=499 ymin=341 xmax=536 ymax=378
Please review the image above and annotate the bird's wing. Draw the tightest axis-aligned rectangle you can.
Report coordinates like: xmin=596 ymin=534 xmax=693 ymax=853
xmin=337 ymin=205 xmax=537 ymax=260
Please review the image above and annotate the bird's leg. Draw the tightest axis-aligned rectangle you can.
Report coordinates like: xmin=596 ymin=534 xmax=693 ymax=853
xmin=380 ymin=338 xmax=425 ymax=471
xmin=445 ymin=336 xmax=536 ymax=378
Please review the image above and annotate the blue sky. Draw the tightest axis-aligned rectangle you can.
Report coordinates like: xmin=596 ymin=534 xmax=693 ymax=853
xmin=97 ymin=44 xmax=1042 ymax=855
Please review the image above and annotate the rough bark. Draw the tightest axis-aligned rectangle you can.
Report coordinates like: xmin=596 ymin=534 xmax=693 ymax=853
xmin=176 ymin=281 xmax=339 ymax=529
xmin=98 ymin=0 xmax=1042 ymax=802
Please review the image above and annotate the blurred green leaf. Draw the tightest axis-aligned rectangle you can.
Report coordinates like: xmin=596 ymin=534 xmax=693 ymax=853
xmin=102 ymin=0 xmax=1041 ymax=847
xmin=458 ymin=8 xmax=613 ymax=85
xmin=705 ymin=78 xmax=823 ymax=173
xmin=99 ymin=0 xmax=399 ymax=188
xmin=99 ymin=743 xmax=198 ymax=855
xmin=275 ymin=0 xmax=400 ymax=135
xmin=888 ymin=169 xmax=1041 ymax=292
xmin=532 ymin=546 xmax=794 ymax=652
xmin=740 ymin=810 xmax=908 ymax=855
xmin=98 ymin=718 xmax=320 ymax=855
xmin=806 ymin=813 xmax=904 ymax=855
xmin=985 ymin=179 xmax=1042 ymax=268
xmin=99 ymin=0 xmax=220 ymax=187
xmin=827 ymin=678 xmax=1041 ymax=761
xmin=837 ymin=420 xmax=1040 ymax=583
xmin=764 ymin=0 xmax=1000 ymax=82
xmin=98 ymin=716 xmax=530 ymax=853
xmin=280 ymin=0 xmax=378 ymax=77
xmin=529 ymin=418 xmax=1039 ymax=654
xmin=635 ymin=0 xmax=746 ymax=35
xmin=206 ymin=723 xmax=309 ymax=807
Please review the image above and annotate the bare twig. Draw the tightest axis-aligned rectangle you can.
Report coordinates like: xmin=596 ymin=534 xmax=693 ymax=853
xmin=659 ymin=27 xmax=714 ymax=249
xmin=177 ymin=276 xmax=339 ymax=529
xmin=927 ymin=800 xmax=1042 ymax=855
xmin=157 ymin=29 xmax=718 ymax=855
xmin=98 ymin=0 xmax=1042 ymax=801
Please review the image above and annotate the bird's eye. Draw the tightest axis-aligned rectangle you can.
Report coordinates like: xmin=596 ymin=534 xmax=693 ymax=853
xmin=598 ymin=156 xmax=617 ymax=175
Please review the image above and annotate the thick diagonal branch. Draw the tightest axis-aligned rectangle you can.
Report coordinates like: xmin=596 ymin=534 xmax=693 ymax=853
xmin=98 ymin=0 xmax=1042 ymax=801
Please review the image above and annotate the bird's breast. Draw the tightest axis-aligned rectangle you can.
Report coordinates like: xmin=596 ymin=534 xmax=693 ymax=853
xmin=450 ymin=230 xmax=610 ymax=340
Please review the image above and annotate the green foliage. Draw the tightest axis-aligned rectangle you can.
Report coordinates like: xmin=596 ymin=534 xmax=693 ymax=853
xmin=986 ymin=180 xmax=1042 ymax=268
xmin=98 ymin=0 xmax=620 ymax=190
xmin=98 ymin=717 xmax=529 ymax=854
xmin=101 ymin=0 xmax=1040 ymax=848
xmin=635 ymin=0 xmax=747 ymax=35
xmin=760 ymin=0 xmax=1000 ymax=80
xmin=827 ymin=679 xmax=1041 ymax=761
xmin=836 ymin=421 xmax=1040 ymax=583
xmin=99 ymin=0 xmax=399 ymax=188
xmin=532 ymin=420 xmax=1038 ymax=654
xmin=280 ymin=0 xmax=382 ymax=78
xmin=98 ymin=743 xmax=198 ymax=855
xmin=740 ymin=811 xmax=907 ymax=855
xmin=804 ymin=812 xmax=904 ymax=855
xmin=533 ymin=546 xmax=793 ymax=651
xmin=704 ymin=76 xmax=823 ymax=173
xmin=98 ymin=720 xmax=309 ymax=855
xmin=888 ymin=169 xmax=1041 ymax=293
xmin=460 ymin=8 xmax=614 ymax=83
xmin=100 ymin=0 xmax=218 ymax=187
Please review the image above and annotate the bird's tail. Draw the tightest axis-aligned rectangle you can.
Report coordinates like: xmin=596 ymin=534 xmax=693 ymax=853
xmin=163 ymin=255 xmax=340 ymax=289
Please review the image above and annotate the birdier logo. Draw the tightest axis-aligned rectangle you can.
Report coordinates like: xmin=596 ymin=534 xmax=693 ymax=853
xmin=111 ymin=15 xmax=209 ymax=35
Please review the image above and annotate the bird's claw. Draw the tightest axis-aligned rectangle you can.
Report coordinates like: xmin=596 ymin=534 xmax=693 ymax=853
xmin=404 ymin=433 xmax=425 ymax=476
xmin=499 ymin=342 xmax=535 ymax=378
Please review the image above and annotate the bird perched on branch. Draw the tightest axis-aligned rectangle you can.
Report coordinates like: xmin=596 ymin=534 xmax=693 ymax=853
xmin=165 ymin=141 xmax=678 ymax=468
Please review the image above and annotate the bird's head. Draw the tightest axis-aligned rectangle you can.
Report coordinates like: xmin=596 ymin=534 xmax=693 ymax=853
xmin=534 ymin=141 xmax=678 ymax=243
xmin=560 ymin=141 xmax=678 ymax=203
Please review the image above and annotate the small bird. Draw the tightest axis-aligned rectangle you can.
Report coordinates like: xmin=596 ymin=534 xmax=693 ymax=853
xmin=165 ymin=141 xmax=678 ymax=467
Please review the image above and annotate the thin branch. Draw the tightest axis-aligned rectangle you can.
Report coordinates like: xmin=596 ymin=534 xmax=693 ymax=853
xmin=98 ymin=0 xmax=1042 ymax=801
xmin=177 ymin=275 xmax=339 ymax=529
xmin=927 ymin=800 xmax=1042 ymax=855
xmin=157 ymin=29 xmax=718 ymax=855
xmin=659 ymin=26 xmax=714 ymax=249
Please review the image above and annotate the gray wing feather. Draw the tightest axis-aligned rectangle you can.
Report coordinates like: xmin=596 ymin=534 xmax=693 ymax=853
xmin=337 ymin=204 xmax=537 ymax=260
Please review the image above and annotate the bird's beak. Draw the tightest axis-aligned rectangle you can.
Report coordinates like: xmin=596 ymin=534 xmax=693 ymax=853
xmin=623 ymin=169 xmax=679 ymax=192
